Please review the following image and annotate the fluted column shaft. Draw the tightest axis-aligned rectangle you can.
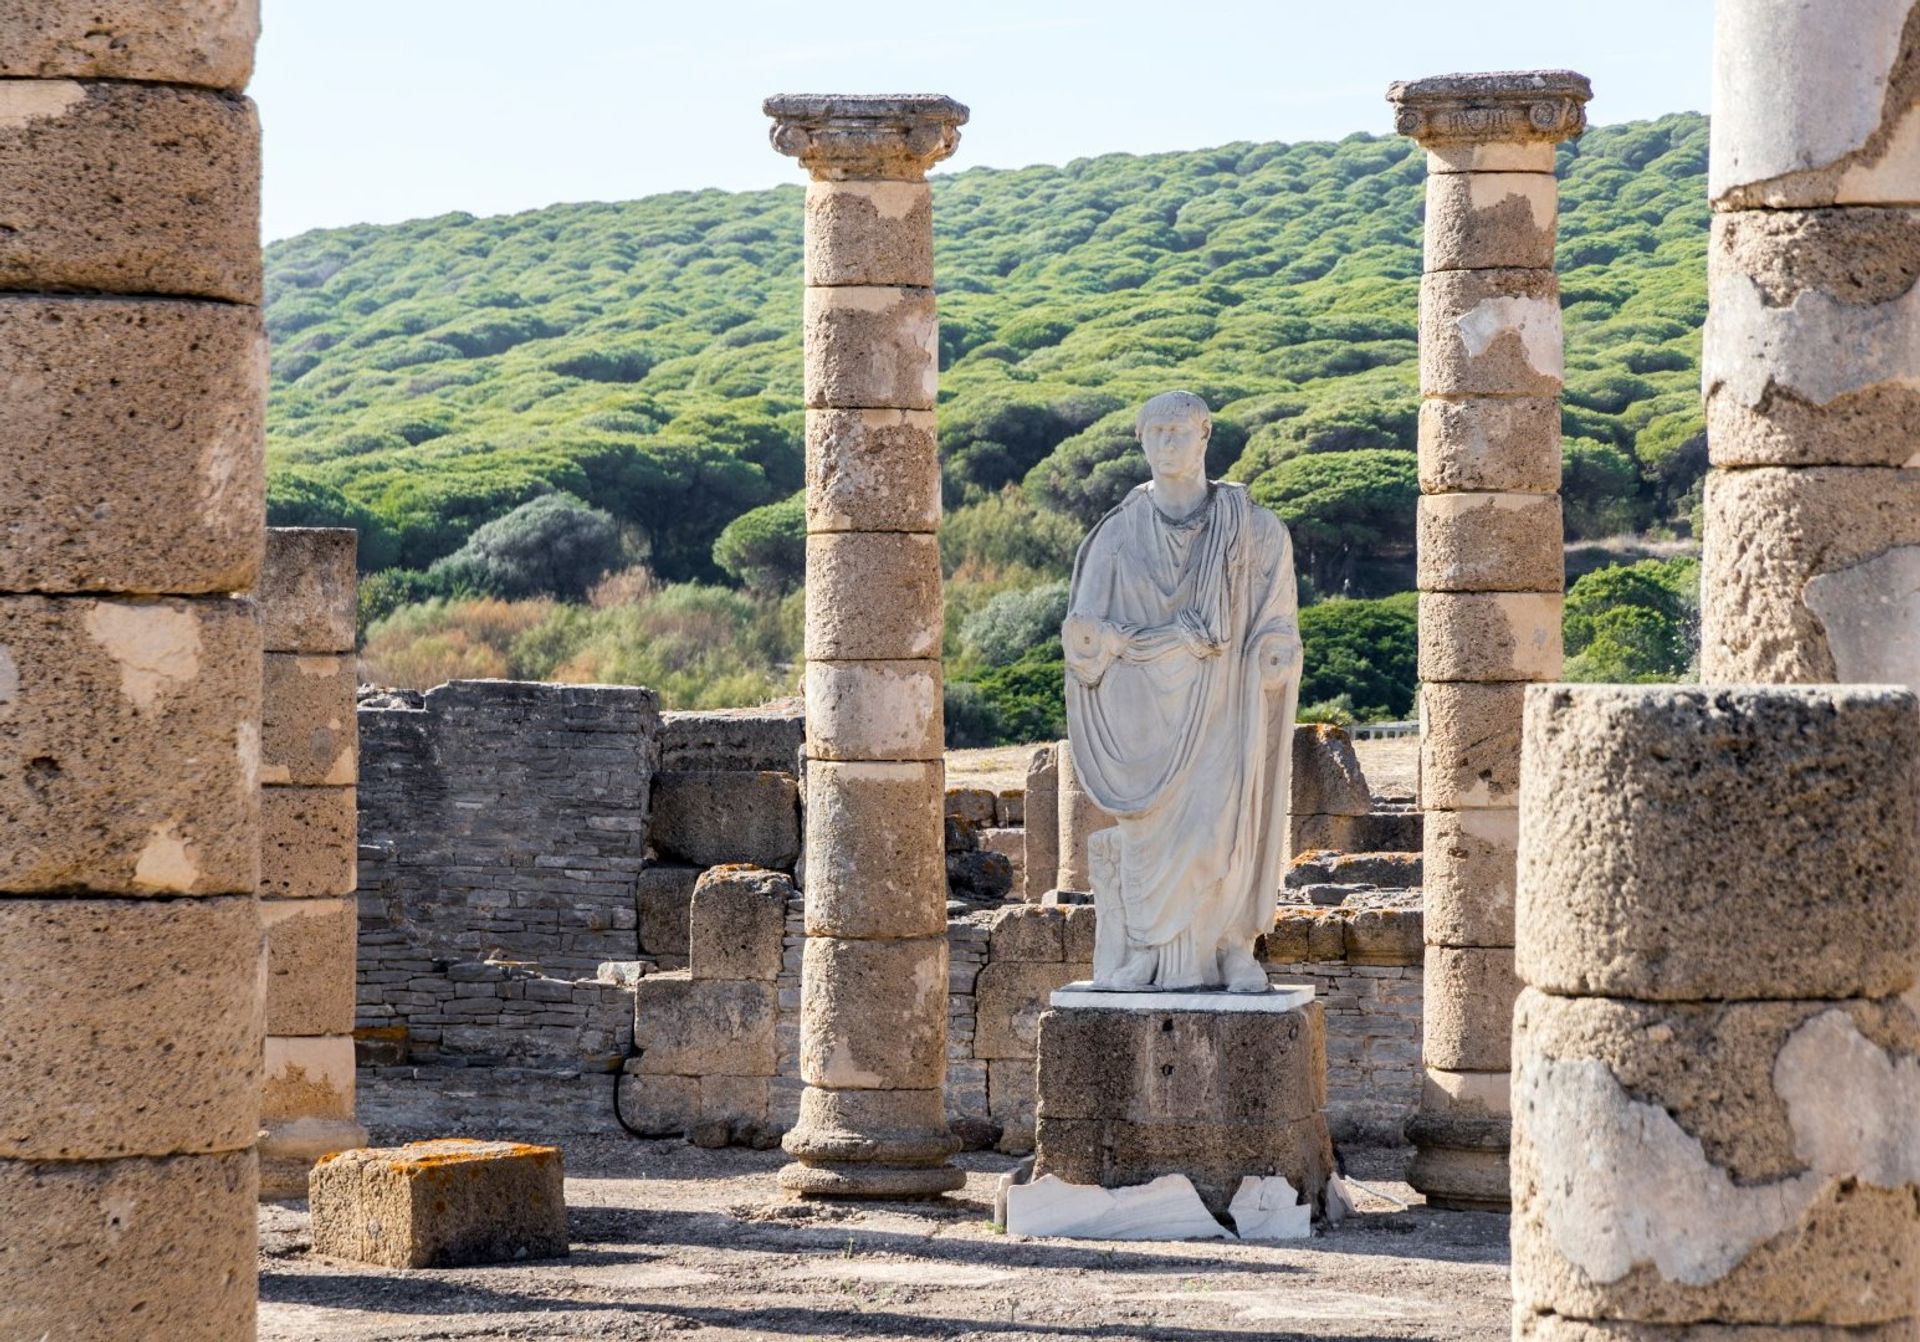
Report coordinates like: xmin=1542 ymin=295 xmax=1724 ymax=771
xmin=0 ymin=3 xmax=268 ymax=1335
xmin=1388 ymin=70 xmax=1590 ymax=1213
xmin=766 ymin=93 xmax=969 ymax=1198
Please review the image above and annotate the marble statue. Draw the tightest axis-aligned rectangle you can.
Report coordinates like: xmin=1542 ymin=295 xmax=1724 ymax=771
xmin=1062 ymin=391 xmax=1301 ymax=993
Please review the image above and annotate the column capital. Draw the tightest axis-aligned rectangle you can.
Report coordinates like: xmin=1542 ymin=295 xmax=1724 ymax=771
xmin=1386 ymin=70 xmax=1591 ymax=149
xmin=764 ymin=94 xmax=968 ymax=181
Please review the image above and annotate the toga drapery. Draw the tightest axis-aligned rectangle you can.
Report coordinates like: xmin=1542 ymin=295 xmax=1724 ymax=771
xmin=1063 ymin=481 xmax=1300 ymax=989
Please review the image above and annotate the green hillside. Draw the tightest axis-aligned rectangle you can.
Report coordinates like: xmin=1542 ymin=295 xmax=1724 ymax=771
xmin=267 ymin=113 xmax=1710 ymax=732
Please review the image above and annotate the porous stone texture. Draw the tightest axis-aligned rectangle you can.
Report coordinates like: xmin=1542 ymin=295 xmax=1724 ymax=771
xmin=261 ymin=652 xmax=356 ymax=785
xmin=1055 ymin=741 xmax=1117 ymax=892
xmin=263 ymin=1036 xmax=356 ymax=1123
xmin=1417 ymin=396 xmax=1562 ymax=494
xmin=1423 ymin=169 xmax=1558 ymax=270
xmin=0 ymin=80 xmax=260 ymax=303
xmin=1417 ymin=592 xmax=1563 ymax=681
xmin=0 ymin=296 xmax=264 ymax=594
xmin=804 ymin=761 xmax=946 ymax=939
xmin=258 ymin=1116 xmax=368 ymax=1200
xmin=1419 ymin=268 xmax=1565 ymax=397
xmin=798 ymin=935 xmax=949 ymax=1091
xmin=1519 ymin=1318 xmax=1920 ymax=1341
xmin=0 ymin=593 xmax=261 ymax=894
xmin=0 ymin=0 xmax=258 ymax=87
xmin=309 ymin=1139 xmax=568 ymax=1269
xmin=1291 ymin=724 xmax=1371 ymax=816
xmin=0 ymin=1151 xmax=256 ymax=1340
xmin=1518 ymin=685 xmax=1920 ymax=1002
xmin=633 ymin=974 xmax=778 ymax=1077
xmin=0 ymin=895 xmax=262 ymax=1159
xmin=650 ymin=769 xmax=800 ymax=870
xmin=1422 ymin=946 xmax=1518 ymax=1072
xmin=1700 ymin=465 xmax=1920 ymax=684
xmin=804 ymin=530 xmax=942 ymax=660
xmin=804 ymin=658 xmax=941 ymax=760
xmin=802 ymin=285 xmax=937 ymax=410
xmin=805 ymin=408 xmax=940 ymax=533
xmin=1423 ymin=807 xmax=1518 ymax=947
xmin=261 ymin=527 xmax=356 ymax=653
xmin=1419 ymin=681 xmax=1527 ymax=809
xmin=262 ymin=897 xmax=357 ymax=1035
xmin=689 ymin=866 xmax=789 ymax=981
xmin=763 ymin=93 xmax=967 ymax=182
xmin=1416 ymin=493 xmax=1562 ymax=592
xmin=637 ymin=863 xmax=698 ymax=963
xmin=260 ymin=784 xmax=357 ymax=898
xmin=659 ymin=701 xmax=804 ymax=772
xmin=804 ymin=180 xmax=934 ymax=286
xmin=1033 ymin=1001 xmax=1336 ymax=1220
xmin=1023 ymin=744 xmax=1060 ymax=901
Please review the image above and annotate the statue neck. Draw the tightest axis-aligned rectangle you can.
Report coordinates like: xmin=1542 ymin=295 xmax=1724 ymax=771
xmin=1148 ymin=475 xmax=1210 ymax=524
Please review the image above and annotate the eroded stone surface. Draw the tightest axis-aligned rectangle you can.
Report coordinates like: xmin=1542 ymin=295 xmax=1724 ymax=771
xmin=1420 ymin=269 xmax=1565 ymax=396
xmin=798 ymin=936 xmax=948 ymax=1090
xmin=262 ymin=1035 xmax=356 ymax=1122
xmin=1418 ymin=396 xmax=1561 ymax=494
xmin=262 ymin=896 xmax=358 ymax=1036
xmin=262 ymin=653 xmax=356 ymax=785
xmin=1423 ymin=170 xmax=1558 ymax=271
xmin=262 ymin=528 xmax=356 ymax=653
xmin=804 ymin=761 xmax=946 ymax=940
xmin=0 ymin=0 xmax=257 ymax=87
xmin=310 ymin=1139 xmax=567 ymax=1269
xmin=804 ymin=408 xmax=940 ymax=533
xmin=260 ymin=784 xmax=357 ymax=898
xmin=765 ymin=93 xmax=968 ymax=182
xmin=802 ymin=286 xmax=938 ymax=410
xmin=1423 ymin=946 xmax=1517 ymax=1072
xmin=688 ymin=866 xmax=789 ymax=981
xmin=1419 ymin=681 xmax=1527 ymax=808
xmin=1417 ymin=492 xmax=1563 ymax=592
xmin=1419 ymin=592 xmax=1562 ymax=682
xmin=805 ymin=659 xmax=941 ymax=760
xmin=804 ymin=180 xmax=934 ymax=286
xmin=1423 ymin=807 xmax=1518 ymax=948
xmin=805 ymin=531 xmax=942 ymax=660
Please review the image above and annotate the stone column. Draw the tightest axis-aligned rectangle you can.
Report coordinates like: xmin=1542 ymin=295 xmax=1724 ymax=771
xmin=765 ymin=93 xmax=969 ymax=1198
xmin=0 ymin=4 xmax=267 ymax=1336
xmin=1386 ymin=70 xmax=1590 ymax=1213
xmin=1513 ymin=685 xmax=1920 ymax=1336
xmin=1702 ymin=2 xmax=1920 ymax=688
xmin=1054 ymin=738 xmax=1116 ymax=897
xmin=258 ymin=528 xmax=367 ymax=1197
xmin=1023 ymin=744 xmax=1060 ymax=902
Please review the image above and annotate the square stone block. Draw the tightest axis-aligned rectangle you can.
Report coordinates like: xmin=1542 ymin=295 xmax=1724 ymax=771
xmin=989 ymin=1056 xmax=1038 ymax=1154
xmin=0 ymin=0 xmax=258 ymax=88
xmin=262 ymin=653 xmax=357 ymax=785
xmin=659 ymin=703 xmax=805 ymax=772
xmin=805 ymin=658 xmax=942 ymax=760
xmin=1420 ymin=268 xmax=1563 ymax=398
xmin=805 ymin=531 xmax=942 ymax=660
xmin=633 ymin=973 xmax=777 ymax=1077
xmin=615 ymin=1070 xmax=696 ymax=1137
xmin=699 ymin=1074 xmax=770 ymax=1131
xmin=1418 ymin=396 xmax=1561 ymax=496
xmin=262 ymin=528 xmax=357 ymax=653
xmin=0 ymin=296 xmax=264 ymax=595
xmin=804 ymin=180 xmax=934 ymax=287
xmin=263 ymin=1035 xmax=357 ymax=1123
xmin=1417 ymin=493 xmax=1563 ymax=593
xmin=636 ymin=862 xmax=699 ymax=959
xmin=262 ymin=896 xmax=357 ymax=1036
xmin=0 ymin=895 xmax=261 ymax=1160
xmin=0 ymin=1151 xmax=256 ymax=1341
xmin=1291 ymin=722 xmax=1372 ymax=817
xmin=689 ymin=865 xmax=791 ymax=981
xmin=974 ymin=959 xmax=1089 ymax=1060
xmin=1420 ymin=681 xmax=1527 ymax=809
xmin=310 ymin=1139 xmax=568 ymax=1269
xmin=260 ymin=785 xmax=357 ymax=898
xmin=802 ymin=285 xmax=937 ymax=410
xmin=1418 ymin=592 xmax=1563 ymax=682
xmin=650 ymin=770 xmax=799 ymax=870
xmin=989 ymin=905 xmax=1067 ymax=963
xmin=0 ymin=594 xmax=260 ymax=895
xmin=0 ymin=81 xmax=260 ymax=303
xmin=804 ymin=760 xmax=946 ymax=939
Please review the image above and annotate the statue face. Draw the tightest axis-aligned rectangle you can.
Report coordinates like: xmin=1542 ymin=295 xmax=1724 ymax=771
xmin=1138 ymin=411 xmax=1210 ymax=481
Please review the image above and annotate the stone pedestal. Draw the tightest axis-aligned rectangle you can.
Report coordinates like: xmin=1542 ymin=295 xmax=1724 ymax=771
xmin=765 ymin=92 xmax=970 ymax=1198
xmin=1387 ymin=68 xmax=1590 ymax=1213
xmin=0 ymin=4 xmax=267 ymax=1336
xmin=1032 ymin=986 xmax=1334 ymax=1221
xmin=1514 ymin=685 xmax=1920 ymax=1335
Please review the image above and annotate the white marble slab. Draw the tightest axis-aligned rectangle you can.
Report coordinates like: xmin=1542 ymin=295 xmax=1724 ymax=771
xmin=1004 ymin=1174 xmax=1229 ymax=1240
xmin=1228 ymin=1175 xmax=1312 ymax=1240
xmin=1049 ymin=982 xmax=1314 ymax=1013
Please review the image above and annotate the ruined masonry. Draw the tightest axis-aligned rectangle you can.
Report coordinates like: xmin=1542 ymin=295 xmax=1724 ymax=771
xmin=1701 ymin=0 xmax=1920 ymax=692
xmin=1513 ymin=686 xmax=1920 ymax=1334
xmin=259 ymin=528 xmax=368 ymax=1197
xmin=765 ymin=92 xmax=972 ymax=1198
xmin=1387 ymin=69 xmax=1590 ymax=1214
xmin=0 ymin=2 xmax=269 ymax=1336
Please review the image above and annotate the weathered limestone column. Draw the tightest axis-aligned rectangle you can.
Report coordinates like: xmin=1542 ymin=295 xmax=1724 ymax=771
xmin=0 ymin=3 xmax=267 ymax=1335
xmin=1513 ymin=685 xmax=1920 ymax=1336
xmin=1053 ymin=734 xmax=1116 ymax=896
xmin=258 ymin=528 xmax=367 ymax=1197
xmin=1023 ymin=743 xmax=1059 ymax=902
xmin=765 ymin=93 xmax=969 ymax=1197
xmin=1702 ymin=2 xmax=1920 ymax=688
xmin=1386 ymin=70 xmax=1590 ymax=1213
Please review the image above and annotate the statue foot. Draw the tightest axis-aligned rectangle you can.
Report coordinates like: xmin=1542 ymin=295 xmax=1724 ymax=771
xmin=1219 ymin=944 xmax=1267 ymax=994
xmin=1100 ymin=948 xmax=1158 ymax=990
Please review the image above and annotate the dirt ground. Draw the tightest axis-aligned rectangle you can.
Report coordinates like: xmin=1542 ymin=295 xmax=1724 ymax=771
xmin=946 ymin=736 xmax=1419 ymax=805
xmin=260 ymin=1141 xmax=1509 ymax=1341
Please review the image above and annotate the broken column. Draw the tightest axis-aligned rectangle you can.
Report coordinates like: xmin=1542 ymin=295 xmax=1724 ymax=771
xmin=1514 ymin=685 xmax=1920 ymax=1335
xmin=1385 ymin=70 xmax=1590 ymax=1212
xmin=765 ymin=93 xmax=970 ymax=1197
xmin=1702 ymin=1 xmax=1920 ymax=688
xmin=258 ymin=528 xmax=367 ymax=1197
xmin=1054 ymin=737 xmax=1116 ymax=897
xmin=0 ymin=3 xmax=267 ymax=1335
xmin=1023 ymin=744 xmax=1059 ymax=901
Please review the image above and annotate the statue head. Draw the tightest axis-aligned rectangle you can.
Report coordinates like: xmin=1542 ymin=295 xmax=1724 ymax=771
xmin=1135 ymin=390 xmax=1212 ymax=483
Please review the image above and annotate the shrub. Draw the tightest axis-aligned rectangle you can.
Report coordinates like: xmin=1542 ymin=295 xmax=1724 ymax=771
xmin=712 ymin=491 xmax=806 ymax=593
xmin=959 ymin=581 xmax=1070 ymax=666
xmin=427 ymin=493 xmax=626 ymax=601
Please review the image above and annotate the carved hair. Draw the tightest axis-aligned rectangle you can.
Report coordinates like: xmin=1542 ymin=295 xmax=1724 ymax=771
xmin=1134 ymin=390 xmax=1212 ymax=438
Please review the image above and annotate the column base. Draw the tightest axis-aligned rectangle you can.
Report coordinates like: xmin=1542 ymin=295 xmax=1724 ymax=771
xmin=259 ymin=1116 xmax=369 ymax=1200
xmin=778 ymin=1085 xmax=962 ymax=1198
xmin=1405 ymin=1127 xmax=1510 ymax=1213
xmin=778 ymin=1160 xmax=966 ymax=1199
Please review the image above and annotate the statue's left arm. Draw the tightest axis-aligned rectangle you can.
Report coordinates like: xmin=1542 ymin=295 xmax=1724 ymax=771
xmin=1247 ymin=511 xmax=1302 ymax=687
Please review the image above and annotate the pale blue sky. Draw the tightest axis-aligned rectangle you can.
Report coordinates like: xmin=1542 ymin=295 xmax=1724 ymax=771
xmin=254 ymin=1 xmax=1713 ymax=241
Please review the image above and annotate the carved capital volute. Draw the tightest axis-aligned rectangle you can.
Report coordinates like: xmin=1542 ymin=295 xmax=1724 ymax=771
xmin=1386 ymin=70 xmax=1592 ymax=148
xmin=764 ymin=93 xmax=969 ymax=181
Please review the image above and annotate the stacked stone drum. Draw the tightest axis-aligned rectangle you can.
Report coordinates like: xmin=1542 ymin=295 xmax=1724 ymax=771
xmin=1513 ymin=685 xmax=1920 ymax=1337
xmin=765 ymin=94 xmax=971 ymax=1197
xmin=0 ymin=2 xmax=268 ymax=1335
xmin=1386 ymin=69 xmax=1590 ymax=1212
